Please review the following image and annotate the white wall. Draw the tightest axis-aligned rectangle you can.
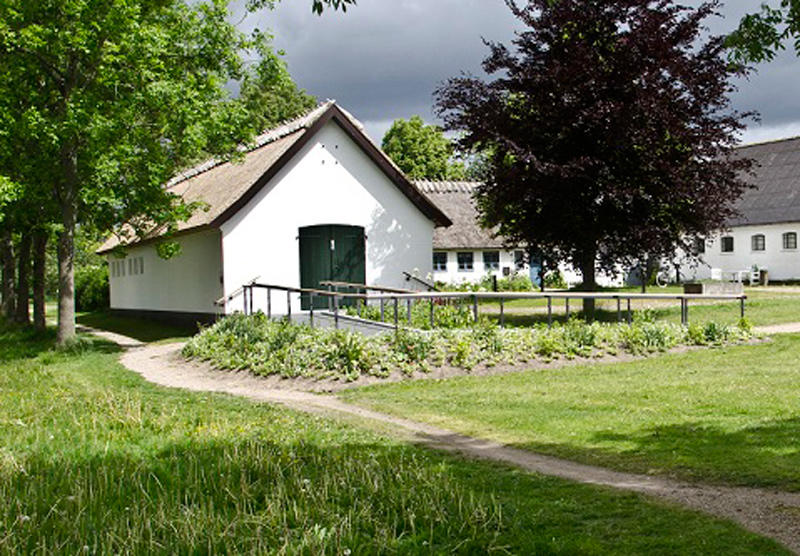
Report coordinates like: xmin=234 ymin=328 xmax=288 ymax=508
xmin=680 ymin=223 xmax=800 ymax=281
xmin=432 ymin=249 xmax=525 ymax=284
xmin=108 ymin=229 xmax=223 ymax=315
xmin=220 ymin=120 xmax=435 ymax=314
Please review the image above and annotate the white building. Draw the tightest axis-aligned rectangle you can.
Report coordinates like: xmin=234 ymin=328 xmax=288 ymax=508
xmin=416 ymin=181 xmax=531 ymax=285
xmin=98 ymin=102 xmax=451 ymax=323
xmin=418 ymin=180 xmax=621 ymax=288
xmin=681 ymin=136 xmax=800 ymax=282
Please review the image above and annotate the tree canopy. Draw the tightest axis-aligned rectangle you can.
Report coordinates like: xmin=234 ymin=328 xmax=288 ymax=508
xmin=727 ymin=0 xmax=800 ymax=63
xmin=381 ymin=116 xmax=467 ymax=180
xmin=435 ymin=0 xmax=753 ymax=309
xmin=0 ymin=0 xmax=346 ymax=342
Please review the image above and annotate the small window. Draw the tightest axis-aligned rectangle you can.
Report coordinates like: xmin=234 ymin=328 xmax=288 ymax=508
xmin=120 ymin=260 xmax=126 ymax=276
xmin=483 ymin=251 xmax=500 ymax=271
xmin=139 ymin=257 xmax=144 ymax=274
xmin=514 ymin=250 xmax=525 ymax=269
xmin=784 ymin=232 xmax=797 ymax=250
xmin=433 ymin=252 xmax=447 ymax=272
xmin=751 ymin=234 xmax=765 ymax=252
xmin=457 ymin=252 xmax=474 ymax=272
xmin=692 ymin=237 xmax=705 ymax=254
xmin=721 ymin=236 xmax=734 ymax=253
xmin=109 ymin=262 xmax=115 ymax=278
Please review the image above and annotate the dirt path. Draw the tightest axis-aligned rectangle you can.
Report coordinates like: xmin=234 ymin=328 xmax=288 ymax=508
xmin=91 ymin=329 xmax=800 ymax=553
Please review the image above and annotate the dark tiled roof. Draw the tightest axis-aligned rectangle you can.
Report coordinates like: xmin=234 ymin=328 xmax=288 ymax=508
xmin=416 ymin=180 xmax=508 ymax=249
xmin=730 ymin=136 xmax=800 ymax=226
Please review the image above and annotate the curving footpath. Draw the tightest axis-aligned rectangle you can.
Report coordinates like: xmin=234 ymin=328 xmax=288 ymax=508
xmin=88 ymin=326 xmax=800 ymax=554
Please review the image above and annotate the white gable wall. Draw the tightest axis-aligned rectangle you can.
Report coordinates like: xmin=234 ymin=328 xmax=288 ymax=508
xmin=108 ymin=229 xmax=223 ymax=315
xmin=220 ymin=120 xmax=435 ymax=314
xmin=681 ymin=222 xmax=800 ymax=281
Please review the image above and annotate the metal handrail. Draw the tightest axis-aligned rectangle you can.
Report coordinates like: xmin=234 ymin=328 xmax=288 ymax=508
xmin=318 ymin=280 xmax=414 ymax=294
xmin=233 ymin=281 xmax=747 ymax=330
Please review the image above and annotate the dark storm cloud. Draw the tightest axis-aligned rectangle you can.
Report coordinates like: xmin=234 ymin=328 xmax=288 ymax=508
xmin=250 ymin=0 xmax=800 ymax=143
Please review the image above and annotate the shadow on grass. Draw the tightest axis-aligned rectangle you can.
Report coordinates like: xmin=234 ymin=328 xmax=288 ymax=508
xmin=3 ymin=438 xmax=784 ymax=554
xmin=77 ymin=310 xmax=199 ymax=343
xmin=516 ymin=417 xmax=800 ymax=491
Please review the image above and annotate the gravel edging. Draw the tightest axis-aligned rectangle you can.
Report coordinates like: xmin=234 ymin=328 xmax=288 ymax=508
xmin=94 ymin=329 xmax=800 ymax=554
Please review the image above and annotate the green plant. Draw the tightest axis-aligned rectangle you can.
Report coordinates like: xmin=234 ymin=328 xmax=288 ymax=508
xmin=544 ymin=270 xmax=568 ymax=289
xmin=74 ymin=265 xmax=109 ymax=312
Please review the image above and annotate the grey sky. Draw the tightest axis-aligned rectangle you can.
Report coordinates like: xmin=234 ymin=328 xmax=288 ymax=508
xmin=248 ymin=1 xmax=800 ymax=145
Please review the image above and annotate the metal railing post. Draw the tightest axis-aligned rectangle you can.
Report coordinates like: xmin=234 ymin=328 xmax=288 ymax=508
xmin=287 ymin=290 xmax=292 ymax=322
xmin=627 ymin=298 xmax=632 ymax=325
xmin=380 ymin=298 xmax=385 ymax=322
xmin=266 ymin=287 xmax=271 ymax=319
xmin=547 ymin=296 xmax=552 ymax=328
xmin=334 ymin=293 xmax=339 ymax=329
xmin=740 ymin=296 xmax=746 ymax=319
xmin=309 ymin=293 xmax=315 ymax=327
xmin=499 ymin=298 xmax=505 ymax=328
xmin=393 ymin=297 xmax=399 ymax=331
xmin=616 ymin=296 xmax=621 ymax=323
xmin=472 ymin=294 xmax=478 ymax=322
xmin=328 ymin=284 xmax=333 ymax=311
xmin=429 ymin=298 xmax=435 ymax=328
xmin=407 ymin=298 xmax=412 ymax=325
xmin=243 ymin=285 xmax=248 ymax=315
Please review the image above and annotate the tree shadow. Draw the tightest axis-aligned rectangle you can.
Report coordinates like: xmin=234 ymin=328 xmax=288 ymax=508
xmin=77 ymin=311 xmax=199 ymax=342
xmin=515 ymin=417 xmax=800 ymax=490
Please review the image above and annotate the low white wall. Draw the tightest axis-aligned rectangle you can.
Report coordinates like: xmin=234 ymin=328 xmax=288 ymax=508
xmin=108 ymin=229 xmax=223 ymax=315
xmin=432 ymin=249 xmax=525 ymax=284
xmin=681 ymin=222 xmax=800 ymax=281
xmin=220 ymin=120 xmax=435 ymax=315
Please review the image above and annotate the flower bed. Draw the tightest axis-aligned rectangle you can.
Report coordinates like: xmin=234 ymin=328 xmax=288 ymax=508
xmin=182 ymin=313 xmax=754 ymax=382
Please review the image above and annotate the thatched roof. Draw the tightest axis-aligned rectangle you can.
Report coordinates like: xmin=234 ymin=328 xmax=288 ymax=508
xmin=416 ymin=180 xmax=508 ymax=249
xmin=99 ymin=101 xmax=450 ymax=253
xmin=730 ymin=136 xmax=800 ymax=227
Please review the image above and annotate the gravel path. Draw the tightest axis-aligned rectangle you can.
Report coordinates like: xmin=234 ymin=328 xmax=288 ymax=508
xmin=89 ymin=328 xmax=800 ymax=553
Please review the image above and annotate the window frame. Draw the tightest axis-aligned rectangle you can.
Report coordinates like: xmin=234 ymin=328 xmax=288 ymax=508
xmin=720 ymin=236 xmax=734 ymax=253
xmin=482 ymin=250 xmax=500 ymax=271
xmin=457 ymin=252 xmax=474 ymax=272
xmin=514 ymin=250 xmax=525 ymax=269
xmin=432 ymin=252 xmax=447 ymax=272
xmin=783 ymin=232 xmax=797 ymax=250
xmin=751 ymin=234 xmax=765 ymax=252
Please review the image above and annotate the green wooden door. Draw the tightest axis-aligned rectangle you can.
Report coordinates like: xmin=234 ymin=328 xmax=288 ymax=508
xmin=299 ymin=225 xmax=365 ymax=310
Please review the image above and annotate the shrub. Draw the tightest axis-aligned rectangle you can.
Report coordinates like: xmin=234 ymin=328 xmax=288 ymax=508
xmin=544 ymin=270 xmax=568 ymax=290
xmin=75 ymin=265 xmax=109 ymax=311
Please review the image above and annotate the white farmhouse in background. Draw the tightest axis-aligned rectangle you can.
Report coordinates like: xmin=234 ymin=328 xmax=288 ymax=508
xmin=682 ymin=136 xmax=800 ymax=282
xmin=415 ymin=181 xmax=531 ymax=284
xmin=418 ymin=180 xmax=622 ymax=288
xmin=98 ymin=102 xmax=451 ymax=323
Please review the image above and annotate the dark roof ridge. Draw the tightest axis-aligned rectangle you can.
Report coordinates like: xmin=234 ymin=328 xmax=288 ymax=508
xmin=736 ymin=134 xmax=800 ymax=150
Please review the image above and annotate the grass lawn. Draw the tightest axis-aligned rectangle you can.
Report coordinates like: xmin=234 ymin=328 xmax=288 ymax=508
xmin=0 ymin=322 xmax=787 ymax=553
xmin=476 ymin=286 xmax=800 ymax=327
xmin=342 ymin=334 xmax=800 ymax=491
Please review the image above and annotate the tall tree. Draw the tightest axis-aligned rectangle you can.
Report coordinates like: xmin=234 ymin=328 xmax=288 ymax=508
xmin=436 ymin=0 xmax=753 ymax=313
xmin=382 ymin=116 xmax=467 ymax=180
xmin=727 ymin=0 xmax=800 ymax=63
xmin=0 ymin=0 xmax=349 ymax=342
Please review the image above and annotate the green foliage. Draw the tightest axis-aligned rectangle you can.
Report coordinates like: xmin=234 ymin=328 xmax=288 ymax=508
xmin=727 ymin=0 xmax=800 ymax=63
xmin=185 ymin=314 xmax=754 ymax=381
xmin=346 ymin=300 xmax=473 ymax=330
xmin=381 ymin=116 xmax=467 ymax=180
xmin=74 ymin=265 xmax=109 ymax=312
xmin=544 ymin=270 xmax=568 ymax=289
xmin=436 ymin=272 xmax=534 ymax=293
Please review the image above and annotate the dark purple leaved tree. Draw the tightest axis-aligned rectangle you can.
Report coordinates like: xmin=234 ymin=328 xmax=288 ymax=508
xmin=436 ymin=0 xmax=754 ymax=312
